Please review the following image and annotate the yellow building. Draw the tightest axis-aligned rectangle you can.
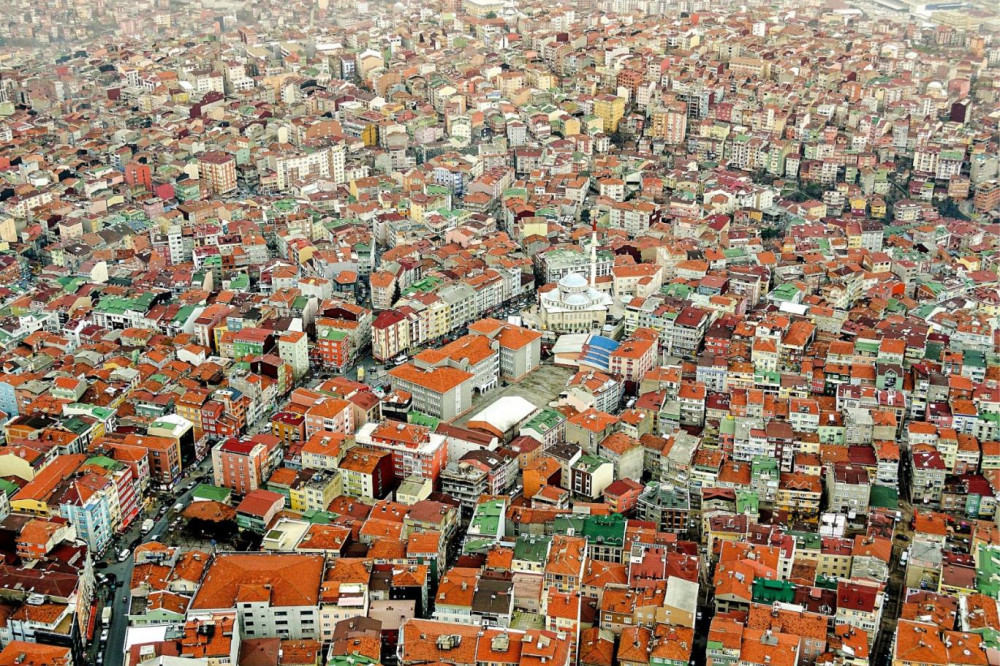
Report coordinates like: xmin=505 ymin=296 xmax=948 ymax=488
xmin=776 ymin=472 xmax=822 ymax=520
xmin=650 ymin=104 xmax=687 ymax=145
xmin=593 ymin=94 xmax=626 ymax=134
xmin=817 ymin=539 xmax=854 ymax=579
xmin=289 ymin=470 xmax=342 ymax=512
xmin=870 ymin=199 xmax=887 ymax=218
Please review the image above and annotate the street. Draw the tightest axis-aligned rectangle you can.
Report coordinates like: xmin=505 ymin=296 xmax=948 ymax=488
xmin=99 ymin=458 xmax=212 ymax=666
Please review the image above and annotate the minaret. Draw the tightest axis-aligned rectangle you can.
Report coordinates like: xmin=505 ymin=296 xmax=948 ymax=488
xmin=589 ymin=218 xmax=597 ymax=288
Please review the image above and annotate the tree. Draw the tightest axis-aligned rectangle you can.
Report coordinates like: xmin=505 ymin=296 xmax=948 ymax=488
xmin=185 ymin=517 xmax=237 ymax=542
xmin=801 ymin=182 xmax=825 ymax=200
xmin=935 ymin=198 xmax=969 ymax=221
xmin=390 ymin=279 xmax=402 ymax=307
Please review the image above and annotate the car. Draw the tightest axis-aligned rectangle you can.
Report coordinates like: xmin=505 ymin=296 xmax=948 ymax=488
xmin=896 ymin=534 xmax=910 ymax=541
xmin=696 ymin=611 xmax=703 ymax=621
xmin=117 ymin=549 xmax=131 ymax=562
xmin=100 ymin=628 xmax=109 ymax=642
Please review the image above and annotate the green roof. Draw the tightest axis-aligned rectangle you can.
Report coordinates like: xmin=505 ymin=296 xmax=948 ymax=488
xmin=752 ymin=457 xmax=779 ymax=476
xmin=60 ymin=416 xmax=96 ymax=435
xmin=965 ymin=350 xmax=987 ymax=368
xmin=328 ymin=655 xmax=379 ymax=666
xmin=816 ymin=574 xmax=840 ymax=590
xmin=573 ymin=454 xmax=610 ymax=474
xmin=402 ymin=275 xmax=444 ymax=296
xmin=752 ymin=578 xmax=795 ymax=604
xmin=661 ymin=283 xmax=692 ymax=299
xmin=977 ymin=544 xmax=1000 ymax=598
xmin=522 ymin=408 xmax=564 ymax=434
xmin=462 ymin=537 xmax=495 ymax=555
xmin=174 ymin=305 xmax=196 ymax=323
xmin=789 ymin=531 xmax=821 ymax=551
xmin=84 ymin=455 xmax=123 ymax=472
xmin=736 ymin=490 xmax=759 ymax=514
xmin=581 ymin=512 xmax=626 ymax=547
xmin=770 ymin=282 xmax=800 ymax=300
xmin=411 ymin=412 xmax=440 ymax=429
xmin=513 ymin=534 xmax=551 ymax=562
xmin=94 ymin=296 xmax=140 ymax=315
xmin=553 ymin=515 xmax=585 ymax=536
xmin=299 ymin=509 xmax=337 ymax=524
xmin=469 ymin=499 xmax=505 ymax=537
xmin=228 ymin=273 xmax=250 ymax=290
xmin=869 ymin=485 xmax=899 ymax=510
xmin=319 ymin=329 xmax=349 ymax=341
xmin=855 ymin=339 xmax=880 ymax=354
xmin=192 ymin=484 xmax=231 ymax=502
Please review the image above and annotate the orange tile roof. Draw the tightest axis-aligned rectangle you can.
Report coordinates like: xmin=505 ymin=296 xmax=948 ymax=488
xmin=190 ymin=554 xmax=324 ymax=610
xmin=651 ymin=625 xmax=694 ymax=663
xmin=747 ymin=603 xmax=827 ymax=641
xmin=598 ymin=432 xmax=639 ymax=455
xmin=578 ymin=626 xmax=615 ymax=666
xmin=567 ymin=409 xmax=618 ymax=433
xmin=399 ymin=619 xmax=481 ymax=664
xmin=387 ymin=362 xmax=474 ymax=393
xmin=739 ymin=627 xmax=800 ymax=666
xmin=0 ymin=641 xmax=71 ymax=666
xmin=894 ymin=621 xmax=947 ymax=665
xmin=298 ymin=524 xmax=352 ymax=552
xmin=545 ymin=535 xmax=587 ymax=577
xmin=12 ymin=454 xmax=86 ymax=503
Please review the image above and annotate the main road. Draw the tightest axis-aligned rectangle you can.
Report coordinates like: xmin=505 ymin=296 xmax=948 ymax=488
xmin=103 ymin=458 xmax=212 ymax=666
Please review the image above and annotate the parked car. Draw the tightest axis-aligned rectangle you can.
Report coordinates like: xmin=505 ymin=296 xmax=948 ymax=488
xmin=117 ymin=548 xmax=131 ymax=562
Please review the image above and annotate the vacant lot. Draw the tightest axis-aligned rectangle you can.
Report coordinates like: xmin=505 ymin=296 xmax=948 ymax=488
xmin=453 ymin=362 xmax=574 ymax=426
